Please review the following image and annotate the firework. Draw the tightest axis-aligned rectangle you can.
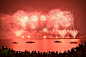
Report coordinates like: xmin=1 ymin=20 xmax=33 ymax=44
xmin=58 ymin=30 xmax=68 ymax=38
xmin=43 ymin=36 xmax=47 ymax=38
xmin=40 ymin=15 xmax=47 ymax=21
xmin=69 ymin=30 xmax=79 ymax=38
xmin=27 ymin=35 xmax=30 ymax=38
xmin=47 ymin=9 xmax=74 ymax=29
xmin=22 ymin=35 xmax=24 ymax=38
xmin=12 ymin=8 xmax=79 ymax=38
xmin=14 ymin=30 xmax=24 ymax=36
xmin=13 ymin=10 xmax=29 ymax=30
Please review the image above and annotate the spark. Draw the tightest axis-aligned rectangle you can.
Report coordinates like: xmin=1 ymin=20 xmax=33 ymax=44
xmin=58 ymin=30 xmax=68 ymax=38
xmin=40 ymin=15 xmax=46 ymax=21
xmin=14 ymin=30 xmax=24 ymax=36
xmin=11 ymin=9 xmax=78 ymax=38
xmin=69 ymin=30 xmax=79 ymax=38
xmin=30 ymin=15 xmax=38 ymax=22
xmin=43 ymin=28 xmax=48 ymax=32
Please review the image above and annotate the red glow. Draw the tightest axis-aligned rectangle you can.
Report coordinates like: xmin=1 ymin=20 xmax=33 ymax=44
xmin=40 ymin=15 xmax=46 ymax=21
xmin=43 ymin=35 xmax=47 ymax=38
xmin=14 ymin=30 xmax=24 ymax=36
xmin=58 ymin=30 xmax=68 ymax=38
xmin=27 ymin=35 xmax=30 ymax=38
xmin=11 ymin=9 xmax=79 ymax=38
xmin=22 ymin=35 xmax=24 ymax=38
xmin=69 ymin=30 xmax=79 ymax=38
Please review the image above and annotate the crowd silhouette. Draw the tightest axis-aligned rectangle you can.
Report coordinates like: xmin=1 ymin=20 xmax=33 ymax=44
xmin=0 ymin=42 xmax=86 ymax=57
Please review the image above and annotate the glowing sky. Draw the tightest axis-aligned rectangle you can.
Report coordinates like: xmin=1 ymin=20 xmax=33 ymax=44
xmin=0 ymin=0 xmax=86 ymax=38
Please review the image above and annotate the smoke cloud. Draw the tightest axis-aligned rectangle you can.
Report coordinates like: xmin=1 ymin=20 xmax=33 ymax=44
xmin=0 ymin=11 xmax=17 ymax=38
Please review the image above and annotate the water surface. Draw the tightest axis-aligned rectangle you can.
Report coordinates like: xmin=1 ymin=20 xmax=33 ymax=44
xmin=0 ymin=38 xmax=86 ymax=52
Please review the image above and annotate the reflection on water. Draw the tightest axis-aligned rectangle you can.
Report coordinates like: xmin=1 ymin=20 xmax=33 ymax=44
xmin=0 ymin=39 xmax=86 ymax=52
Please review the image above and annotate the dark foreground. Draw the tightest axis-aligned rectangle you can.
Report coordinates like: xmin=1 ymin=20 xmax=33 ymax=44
xmin=0 ymin=42 xmax=86 ymax=57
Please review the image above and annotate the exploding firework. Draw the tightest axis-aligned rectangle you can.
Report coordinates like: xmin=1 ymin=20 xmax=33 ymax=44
xmin=11 ymin=8 xmax=79 ymax=38
xmin=14 ymin=30 xmax=24 ymax=36
xmin=58 ymin=30 xmax=68 ymax=38
xmin=47 ymin=9 xmax=74 ymax=29
xmin=69 ymin=30 xmax=79 ymax=38
xmin=13 ymin=10 xmax=29 ymax=30
xmin=40 ymin=15 xmax=47 ymax=21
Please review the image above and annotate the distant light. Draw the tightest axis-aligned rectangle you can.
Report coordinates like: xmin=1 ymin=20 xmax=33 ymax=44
xmin=4 ymin=47 xmax=5 ymax=48
xmin=43 ymin=28 xmax=47 ymax=32
xmin=56 ymin=36 xmax=58 ymax=38
xmin=43 ymin=36 xmax=47 ymax=38
xmin=22 ymin=35 xmax=24 ymax=38
xmin=27 ymin=35 xmax=30 ymax=38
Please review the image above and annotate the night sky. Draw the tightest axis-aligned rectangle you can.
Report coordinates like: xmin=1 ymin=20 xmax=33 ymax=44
xmin=0 ymin=0 xmax=86 ymax=38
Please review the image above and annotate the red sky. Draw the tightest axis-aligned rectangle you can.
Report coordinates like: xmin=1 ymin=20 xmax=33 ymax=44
xmin=0 ymin=0 xmax=86 ymax=37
